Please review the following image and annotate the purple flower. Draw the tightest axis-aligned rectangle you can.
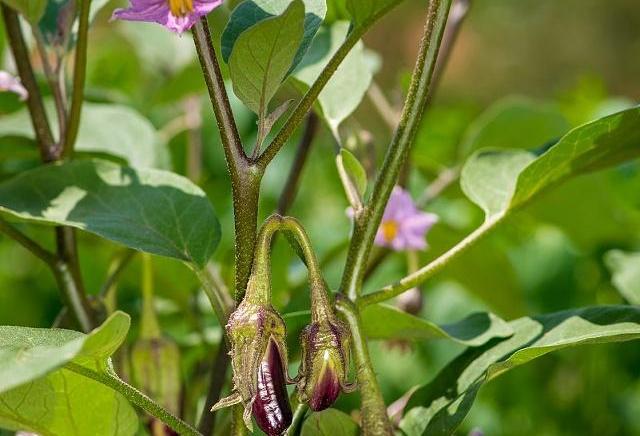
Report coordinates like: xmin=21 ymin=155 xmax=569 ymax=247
xmin=0 ymin=71 xmax=28 ymax=101
xmin=112 ymin=0 xmax=223 ymax=34
xmin=375 ymin=187 xmax=438 ymax=251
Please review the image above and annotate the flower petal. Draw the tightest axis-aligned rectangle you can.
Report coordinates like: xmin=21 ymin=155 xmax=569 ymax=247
xmin=0 ymin=71 xmax=28 ymax=101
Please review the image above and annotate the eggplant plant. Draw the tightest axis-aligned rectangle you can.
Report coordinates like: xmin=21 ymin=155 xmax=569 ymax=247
xmin=0 ymin=0 xmax=639 ymax=435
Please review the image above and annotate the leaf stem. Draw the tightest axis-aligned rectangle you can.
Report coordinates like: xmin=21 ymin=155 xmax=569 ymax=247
xmin=1 ymin=4 xmax=56 ymax=161
xmin=340 ymin=0 xmax=453 ymax=301
xmin=62 ymin=0 xmax=91 ymax=158
xmin=65 ymin=363 xmax=202 ymax=436
xmin=277 ymin=113 xmax=319 ymax=214
xmin=335 ymin=296 xmax=393 ymax=435
xmin=359 ymin=215 xmax=501 ymax=307
xmin=194 ymin=265 xmax=234 ymax=324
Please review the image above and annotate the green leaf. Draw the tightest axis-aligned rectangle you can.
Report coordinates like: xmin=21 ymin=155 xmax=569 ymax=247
xmin=221 ymin=0 xmax=326 ymax=70
xmin=399 ymin=305 xmax=640 ymax=436
xmin=360 ymin=305 xmax=513 ymax=346
xmin=38 ymin=0 xmax=110 ymax=45
xmin=346 ymin=0 xmax=403 ymax=28
xmin=461 ymin=150 xmax=535 ymax=218
xmin=511 ymin=107 xmax=640 ymax=208
xmin=336 ymin=148 xmax=367 ymax=206
xmin=605 ymin=250 xmax=640 ymax=305
xmin=0 ymin=0 xmax=47 ymax=23
xmin=0 ymin=312 xmax=138 ymax=436
xmin=460 ymin=107 xmax=640 ymax=220
xmin=0 ymin=102 xmax=169 ymax=169
xmin=301 ymin=408 xmax=359 ymax=435
xmin=284 ymin=305 xmax=512 ymax=347
xmin=0 ymin=159 xmax=220 ymax=268
xmin=460 ymin=97 xmax=569 ymax=155
xmin=228 ymin=0 xmax=305 ymax=116
xmin=292 ymin=22 xmax=373 ymax=137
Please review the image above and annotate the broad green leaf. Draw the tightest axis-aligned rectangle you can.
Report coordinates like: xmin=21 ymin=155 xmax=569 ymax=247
xmin=511 ymin=107 xmax=640 ymax=208
xmin=0 ymin=159 xmax=220 ymax=268
xmin=346 ymin=0 xmax=402 ymax=28
xmin=284 ymin=305 xmax=512 ymax=347
xmin=460 ymin=150 xmax=535 ymax=218
xmin=0 ymin=0 xmax=47 ymax=23
xmin=293 ymin=22 xmax=373 ymax=137
xmin=0 ymin=313 xmax=137 ymax=436
xmin=0 ymin=102 xmax=169 ymax=169
xmin=605 ymin=250 xmax=640 ymax=305
xmin=399 ymin=305 xmax=640 ymax=436
xmin=228 ymin=0 xmax=305 ymax=116
xmin=360 ymin=305 xmax=513 ymax=346
xmin=0 ymin=312 xmax=130 ymax=393
xmin=460 ymin=107 xmax=640 ymax=219
xmin=460 ymin=97 xmax=569 ymax=155
xmin=221 ymin=0 xmax=326 ymax=70
xmin=301 ymin=408 xmax=359 ymax=435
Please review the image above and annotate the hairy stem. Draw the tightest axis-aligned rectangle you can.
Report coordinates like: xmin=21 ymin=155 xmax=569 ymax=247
xmin=66 ymin=363 xmax=202 ymax=436
xmin=335 ymin=296 xmax=393 ymax=435
xmin=277 ymin=113 xmax=320 ymax=214
xmin=359 ymin=215 xmax=501 ymax=307
xmin=1 ymin=5 xmax=56 ymax=161
xmin=62 ymin=0 xmax=91 ymax=158
xmin=341 ymin=0 xmax=453 ymax=300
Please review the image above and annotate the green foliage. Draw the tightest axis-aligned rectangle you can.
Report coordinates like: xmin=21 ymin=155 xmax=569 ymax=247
xmin=0 ymin=159 xmax=220 ymax=267
xmin=345 ymin=0 xmax=403 ymax=28
xmin=461 ymin=107 xmax=640 ymax=220
xmin=0 ymin=0 xmax=47 ymax=23
xmin=0 ymin=102 xmax=170 ymax=168
xmin=606 ymin=250 xmax=640 ymax=304
xmin=300 ymin=408 xmax=359 ymax=435
xmin=399 ymin=306 xmax=640 ymax=436
xmin=336 ymin=148 xmax=368 ymax=205
xmin=222 ymin=0 xmax=326 ymax=70
xmin=228 ymin=0 xmax=305 ymax=116
xmin=292 ymin=22 xmax=373 ymax=137
xmin=0 ymin=312 xmax=138 ymax=435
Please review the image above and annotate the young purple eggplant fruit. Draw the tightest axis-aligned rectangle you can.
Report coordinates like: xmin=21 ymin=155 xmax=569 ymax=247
xmin=252 ymin=338 xmax=293 ymax=435
xmin=297 ymin=317 xmax=353 ymax=411
xmin=211 ymin=216 xmax=293 ymax=434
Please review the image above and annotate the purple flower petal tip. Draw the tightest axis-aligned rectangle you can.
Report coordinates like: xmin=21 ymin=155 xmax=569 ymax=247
xmin=112 ymin=0 xmax=223 ymax=33
xmin=0 ymin=71 xmax=28 ymax=101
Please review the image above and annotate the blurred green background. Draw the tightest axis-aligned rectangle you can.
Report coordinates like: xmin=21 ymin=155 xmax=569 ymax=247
xmin=0 ymin=0 xmax=639 ymax=435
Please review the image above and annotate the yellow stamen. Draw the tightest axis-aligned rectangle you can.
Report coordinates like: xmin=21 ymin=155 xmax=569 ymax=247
xmin=168 ymin=0 xmax=194 ymax=17
xmin=381 ymin=220 xmax=398 ymax=242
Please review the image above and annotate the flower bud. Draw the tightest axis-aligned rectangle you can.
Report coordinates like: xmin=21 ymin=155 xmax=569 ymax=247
xmin=297 ymin=317 xmax=352 ymax=411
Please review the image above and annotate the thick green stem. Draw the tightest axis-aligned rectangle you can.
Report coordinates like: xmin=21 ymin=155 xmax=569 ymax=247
xmin=65 ymin=363 xmax=201 ymax=436
xmin=1 ymin=5 xmax=56 ymax=161
xmin=360 ymin=215 xmax=501 ymax=307
xmin=340 ymin=0 xmax=453 ymax=301
xmin=335 ymin=296 xmax=393 ymax=435
xmin=62 ymin=0 xmax=91 ymax=158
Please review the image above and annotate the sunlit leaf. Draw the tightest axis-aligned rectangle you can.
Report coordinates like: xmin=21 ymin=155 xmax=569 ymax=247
xmin=292 ymin=22 xmax=373 ymax=138
xmin=284 ymin=305 xmax=512 ymax=347
xmin=0 ymin=102 xmax=169 ymax=169
xmin=228 ymin=0 xmax=305 ymax=116
xmin=222 ymin=0 xmax=326 ymax=70
xmin=460 ymin=107 xmax=640 ymax=220
xmin=605 ymin=250 xmax=640 ymax=305
xmin=0 ymin=159 xmax=220 ymax=268
xmin=0 ymin=312 xmax=138 ymax=436
xmin=399 ymin=305 xmax=640 ymax=435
